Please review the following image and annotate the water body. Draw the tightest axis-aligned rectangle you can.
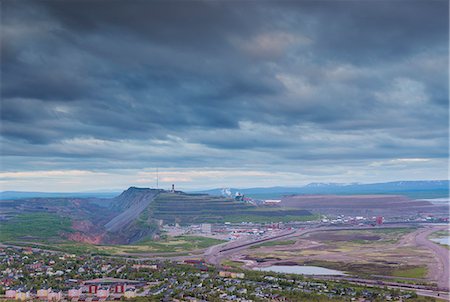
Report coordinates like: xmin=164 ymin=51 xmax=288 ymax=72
xmin=431 ymin=237 xmax=450 ymax=246
xmin=255 ymin=265 xmax=346 ymax=276
xmin=419 ymin=198 xmax=450 ymax=205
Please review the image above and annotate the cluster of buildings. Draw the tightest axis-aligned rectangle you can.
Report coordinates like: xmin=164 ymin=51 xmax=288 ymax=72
xmin=321 ymin=213 xmax=450 ymax=225
xmin=5 ymin=280 xmax=139 ymax=301
xmin=218 ymin=271 xmax=245 ymax=279
xmin=0 ymin=247 xmax=145 ymax=301
xmin=418 ymin=215 xmax=449 ymax=223
xmin=162 ymin=221 xmax=287 ymax=241
xmin=320 ymin=215 xmax=384 ymax=225
xmin=1 ymin=246 xmax=419 ymax=302
xmin=4 ymin=278 xmax=141 ymax=301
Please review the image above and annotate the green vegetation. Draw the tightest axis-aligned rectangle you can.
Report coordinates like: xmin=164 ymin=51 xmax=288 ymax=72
xmin=250 ymin=240 xmax=296 ymax=249
xmin=134 ymin=235 xmax=226 ymax=253
xmin=302 ymin=260 xmax=427 ymax=280
xmin=392 ymin=266 xmax=428 ymax=279
xmin=369 ymin=227 xmax=417 ymax=234
xmin=2 ymin=241 xmax=106 ymax=255
xmin=65 ymin=235 xmax=228 ymax=255
xmin=4 ymin=235 xmax=224 ymax=256
xmin=429 ymin=230 xmax=450 ymax=238
xmin=53 ymin=242 xmax=106 ymax=254
xmin=304 ymin=228 xmax=416 ymax=244
xmin=221 ymin=260 xmax=244 ymax=269
xmin=0 ymin=213 xmax=73 ymax=242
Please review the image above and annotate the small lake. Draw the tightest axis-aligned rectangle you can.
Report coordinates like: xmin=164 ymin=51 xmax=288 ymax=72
xmin=255 ymin=265 xmax=346 ymax=276
xmin=431 ymin=237 xmax=450 ymax=246
xmin=419 ymin=198 xmax=450 ymax=205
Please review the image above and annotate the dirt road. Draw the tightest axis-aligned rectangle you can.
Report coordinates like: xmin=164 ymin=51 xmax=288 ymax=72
xmin=204 ymin=229 xmax=298 ymax=266
xmin=415 ymin=225 xmax=449 ymax=290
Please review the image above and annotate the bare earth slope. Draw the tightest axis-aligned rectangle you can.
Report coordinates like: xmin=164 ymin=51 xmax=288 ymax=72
xmin=104 ymin=188 xmax=159 ymax=232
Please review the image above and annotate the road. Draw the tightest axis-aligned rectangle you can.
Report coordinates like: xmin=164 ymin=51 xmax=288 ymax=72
xmin=204 ymin=229 xmax=299 ymax=266
xmin=203 ymin=223 xmax=450 ymax=300
xmin=204 ymin=224 xmax=415 ymax=267
xmin=415 ymin=225 xmax=449 ymax=290
xmin=316 ymin=276 xmax=449 ymax=301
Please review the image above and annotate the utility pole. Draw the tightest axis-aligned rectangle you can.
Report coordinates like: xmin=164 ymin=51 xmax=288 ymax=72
xmin=156 ymin=167 xmax=159 ymax=189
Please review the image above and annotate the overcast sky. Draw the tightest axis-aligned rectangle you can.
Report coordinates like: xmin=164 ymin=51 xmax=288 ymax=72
xmin=1 ymin=0 xmax=448 ymax=192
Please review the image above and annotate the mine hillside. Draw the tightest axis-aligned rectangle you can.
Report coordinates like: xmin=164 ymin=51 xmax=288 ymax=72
xmin=280 ymin=194 xmax=449 ymax=217
xmin=0 ymin=187 xmax=315 ymax=245
xmin=102 ymin=187 xmax=314 ymax=243
xmin=105 ymin=187 xmax=162 ymax=233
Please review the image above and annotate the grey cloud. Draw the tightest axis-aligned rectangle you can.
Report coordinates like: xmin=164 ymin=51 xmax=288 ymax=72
xmin=0 ymin=0 xmax=447 ymax=186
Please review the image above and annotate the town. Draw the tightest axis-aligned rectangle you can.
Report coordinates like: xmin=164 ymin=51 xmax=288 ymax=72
xmin=0 ymin=246 xmax=429 ymax=302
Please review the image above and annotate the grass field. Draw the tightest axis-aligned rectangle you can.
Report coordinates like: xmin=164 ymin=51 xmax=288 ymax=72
xmin=304 ymin=228 xmax=415 ymax=244
xmin=301 ymin=260 xmax=427 ymax=279
xmin=0 ymin=240 xmax=104 ymax=255
xmin=90 ymin=235 xmax=226 ymax=255
xmin=4 ymin=235 xmax=225 ymax=256
xmin=221 ymin=260 xmax=244 ymax=269
xmin=392 ymin=266 xmax=428 ymax=279
xmin=250 ymin=240 xmax=296 ymax=249
xmin=135 ymin=236 xmax=225 ymax=252
xmin=429 ymin=230 xmax=450 ymax=238
xmin=0 ymin=213 xmax=73 ymax=242
xmin=369 ymin=227 xmax=417 ymax=235
xmin=243 ymin=227 xmax=434 ymax=283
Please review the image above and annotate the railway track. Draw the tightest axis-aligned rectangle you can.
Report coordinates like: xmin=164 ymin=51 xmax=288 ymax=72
xmin=219 ymin=230 xmax=296 ymax=252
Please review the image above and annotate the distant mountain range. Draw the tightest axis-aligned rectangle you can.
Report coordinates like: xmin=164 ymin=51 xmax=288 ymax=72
xmin=195 ymin=180 xmax=449 ymax=199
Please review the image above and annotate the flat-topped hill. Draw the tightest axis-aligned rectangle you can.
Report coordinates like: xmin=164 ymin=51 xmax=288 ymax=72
xmin=103 ymin=188 xmax=314 ymax=243
xmin=281 ymin=194 xmax=447 ymax=216
xmin=149 ymin=192 xmax=255 ymax=224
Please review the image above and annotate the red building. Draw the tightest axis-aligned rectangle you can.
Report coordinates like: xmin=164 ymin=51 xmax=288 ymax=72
xmin=88 ymin=285 xmax=98 ymax=294
xmin=114 ymin=284 xmax=125 ymax=294
xmin=376 ymin=216 xmax=383 ymax=225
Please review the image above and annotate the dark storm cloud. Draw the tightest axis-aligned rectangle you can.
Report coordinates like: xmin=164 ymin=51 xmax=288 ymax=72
xmin=1 ymin=0 xmax=448 ymax=185
xmin=278 ymin=0 xmax=448 ymax=62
